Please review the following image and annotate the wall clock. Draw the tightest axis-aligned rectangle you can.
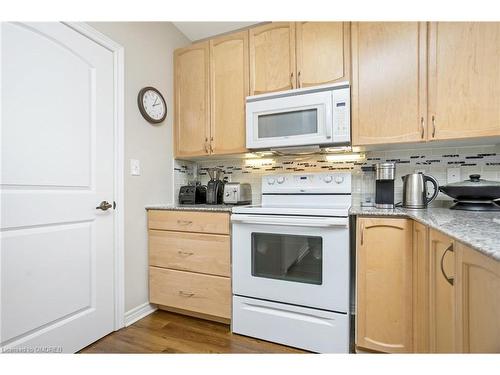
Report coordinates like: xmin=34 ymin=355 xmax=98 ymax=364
xmin=137 ymin=87 xmax=167 ymax=124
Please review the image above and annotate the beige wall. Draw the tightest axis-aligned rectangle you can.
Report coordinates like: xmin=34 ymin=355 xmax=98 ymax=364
xmin=89 ymin=22 xmax=189 ymax=313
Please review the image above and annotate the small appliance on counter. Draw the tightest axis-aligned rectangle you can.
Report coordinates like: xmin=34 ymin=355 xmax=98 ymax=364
xmin=178 ymin=183 xmax=207 ymax=205
xmin=206 ymin=168 xmax=225 ymax=205
xmin=223 ymin=182 xmax=252 ymax=205
xmin=360 ymin=165 xmax=376 ymax=207
xmin=401 ymin=172 xmax=439 ymax=209
xmin=375 ymin=162 xmax=395 ymax=208
xmin=439 ymin=174 xmax=500 ymax=211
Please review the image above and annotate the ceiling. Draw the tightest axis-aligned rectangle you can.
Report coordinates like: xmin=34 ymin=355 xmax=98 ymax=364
xmin=173 ymin=22 xmax=261 ymax=41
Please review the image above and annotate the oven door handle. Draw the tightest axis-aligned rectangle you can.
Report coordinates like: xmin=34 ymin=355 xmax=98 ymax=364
xmin=231 ymin=214 xmax=348 ymax=228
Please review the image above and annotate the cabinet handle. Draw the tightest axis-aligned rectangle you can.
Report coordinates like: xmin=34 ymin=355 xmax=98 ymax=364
xmin=209 ymin=143 xmax=213 ymax=153
xmin=298 ymin=71 xmax=302 ymax=88
xmin=290 ymin=72 xmax=294 ymax=88
xmin=177 ymin=220 xmax=192 ymax=225
xmin=177 ymin=250 xmax=194 ymax=256
xmin=360 ymin=222 xmax=365 ymax=246
xmin=204 ymin=137 xmax=209 ymax=153
xmin=178 ymin=291 xmax=195 ymax=297
xmin=440 ymin=243 xmax=454 ymax=286
xmin=432 ymin=115 xmax=436 ymax=138
xmin=420 ymin=117 xmax=425 ymax=139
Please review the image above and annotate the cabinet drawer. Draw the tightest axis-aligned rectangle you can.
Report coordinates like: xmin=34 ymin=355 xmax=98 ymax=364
xmin=149 ymin=230 xmax=230 ymax=277
xmin=149 ymin=267 xmax=231 ymax=319
xmin=148 ymin=210 xmax=230 ymax=234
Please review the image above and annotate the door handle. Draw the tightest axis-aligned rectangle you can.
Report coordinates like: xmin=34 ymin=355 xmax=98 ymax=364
xmin=298 ymin=71 xmax=302 ymax=88
xmin=420 ymin=117 xmax=425 ymax=139
xmin=432 ymin=115 xmax=436 ymax=138
xmin=440 ymin=243 xmax=454 ymax=286
xmin=96 ymin=201 xmax=112 ymax=211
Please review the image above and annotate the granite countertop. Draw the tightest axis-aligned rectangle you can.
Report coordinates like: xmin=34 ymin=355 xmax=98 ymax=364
xmin=145 ymin=203 xmax=234 ymax=213
xmin=350 ymin=206 xmax=500 ymax=262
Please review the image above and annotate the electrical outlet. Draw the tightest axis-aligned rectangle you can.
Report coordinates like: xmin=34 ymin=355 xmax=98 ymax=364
xmin=447 ymin=167 xmax=461 ymax=183
xmin=130 ymin=159 xmax=141 ymax=176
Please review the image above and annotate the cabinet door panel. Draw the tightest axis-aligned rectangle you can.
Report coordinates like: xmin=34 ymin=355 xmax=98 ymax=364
xmin=356 ymin=218 xmax=413 ymax=353
xmin=429 ymin=229 xmax=456 ymax=353
xmin=455 ymin=243 xmax=500 ymax=353
xmin=249 ymin=22 xmax=296 ymax=95
xmin=428 ymin=22 xmax=500 ymax=140
xmin=174 ymin=42 xmax=210 ymax=157
xmin=210 ymin=31 xmax=249 ymax=155
xmin=413 ymin=221 xmax=430 ymax=353
xmin=296 ymin=22 xmax=350 ymax=87
xmin=351 ymin=22 xmax=427 ymax=146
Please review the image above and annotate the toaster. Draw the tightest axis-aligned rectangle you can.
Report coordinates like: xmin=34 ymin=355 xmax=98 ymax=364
xmin=223 ymin=182 xmax=252 ymax=205
xmin=178 ymin=184 xmax=207 ymax=205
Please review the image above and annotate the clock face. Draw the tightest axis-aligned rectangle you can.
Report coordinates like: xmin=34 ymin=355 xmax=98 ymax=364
xmin=138 ymin=87 xmax=167 ymax=124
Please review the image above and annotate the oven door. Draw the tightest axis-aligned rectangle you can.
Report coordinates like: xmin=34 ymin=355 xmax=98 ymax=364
xmin=231 ymin=214 xmax=349 ymax=313
xmin=246 ymin=90 xmax=333 ymax=149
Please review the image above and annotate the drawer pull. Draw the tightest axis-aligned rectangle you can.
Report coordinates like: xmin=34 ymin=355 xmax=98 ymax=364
xmin=178 ymin=290 xmax=195 ymax=297
xmin=177 ymin=220 xmax=192 ymax=225
xmin=177 ymin=250 xmax=194 ymax=256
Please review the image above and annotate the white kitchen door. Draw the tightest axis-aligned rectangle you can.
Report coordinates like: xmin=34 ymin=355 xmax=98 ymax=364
xmin=1 ymin=22 xmax=116 ymax=353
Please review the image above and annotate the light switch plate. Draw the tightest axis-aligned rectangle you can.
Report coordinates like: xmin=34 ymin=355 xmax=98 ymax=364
xmin=130 ymin=159 xmax=141 ymax=176
xmin=447 ymin=167 xmax=461 ymax=183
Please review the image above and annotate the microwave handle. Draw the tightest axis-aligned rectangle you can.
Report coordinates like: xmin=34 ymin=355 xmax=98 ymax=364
xmin=325 ymin=92 xmax=334 ymax=140
xmin=231 ymin=214 xmax=348 ymax=228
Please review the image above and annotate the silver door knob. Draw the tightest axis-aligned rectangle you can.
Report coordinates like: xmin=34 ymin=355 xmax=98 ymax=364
xmin=96 ymin=201 xmax=112 ymax=211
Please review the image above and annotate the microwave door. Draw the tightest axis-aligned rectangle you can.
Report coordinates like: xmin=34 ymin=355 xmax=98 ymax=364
xmin=246 ymin=90 xmax=333 ymax=149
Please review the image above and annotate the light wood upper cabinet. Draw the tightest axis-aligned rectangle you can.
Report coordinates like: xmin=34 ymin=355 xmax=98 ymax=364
xmin=356 ymin=217 xmax=413 ymax=353
xmin=412 ymin=221 xmax=430 ymax=353
xmin=295 ymin=22 xmax=350 ymax=88
xmin=351 ymin=22 xmax=427 ymax=146
xmin=428 ymin=22 xmax=500 ymax=141
xmin=209 ymin=31 xmax=249 ymax=155
xmin=429 ymin=229 xmax=457 ymax=353
xmin=174 ymin=42 xmax=210 ymax=158
xmin=249 ymin=22 xmax=296 ymax=95
xmin=455 ymin=243 xmax=500 ymax=353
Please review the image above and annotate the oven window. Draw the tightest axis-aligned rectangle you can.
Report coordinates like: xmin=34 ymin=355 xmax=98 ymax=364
xmin=257 ymin=109 xmax=318 ymax=138
xmin=251 ymin=233 xmax=322 ymax=285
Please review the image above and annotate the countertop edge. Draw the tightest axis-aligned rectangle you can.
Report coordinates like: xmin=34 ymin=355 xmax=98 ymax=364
xmin=145 ymin=204 xmax=233 ymax=213
xmin=350 ymin=208 xmax=500 ymax=262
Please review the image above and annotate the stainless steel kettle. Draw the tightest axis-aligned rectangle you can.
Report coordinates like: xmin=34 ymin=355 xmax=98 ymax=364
xmin=401 ymin=173 xmax=439 ymax=208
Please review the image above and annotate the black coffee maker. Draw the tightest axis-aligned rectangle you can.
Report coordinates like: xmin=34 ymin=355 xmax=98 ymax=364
xmin=206 ymin=168 xmax=225 ymax=204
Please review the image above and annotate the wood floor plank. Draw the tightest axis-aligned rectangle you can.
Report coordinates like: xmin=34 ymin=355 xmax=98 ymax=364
xmin=79 ymin=310 xmax=306 ymax=354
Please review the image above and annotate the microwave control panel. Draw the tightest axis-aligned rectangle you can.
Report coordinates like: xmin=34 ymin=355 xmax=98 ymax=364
xmin=332 ymin=88 xmax=350 ymax=142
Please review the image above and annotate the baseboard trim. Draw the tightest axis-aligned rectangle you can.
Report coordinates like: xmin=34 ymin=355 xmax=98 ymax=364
xmin=124 ymin=302 xmax=157 ymax=327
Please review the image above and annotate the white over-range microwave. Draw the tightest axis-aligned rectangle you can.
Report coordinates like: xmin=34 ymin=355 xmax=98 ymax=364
xmin=246 ymin=82 xmax=350 ymax=150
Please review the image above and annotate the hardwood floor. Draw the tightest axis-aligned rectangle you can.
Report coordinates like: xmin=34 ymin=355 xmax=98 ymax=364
xmin=79 ymin=310 xmax=307 ymax=354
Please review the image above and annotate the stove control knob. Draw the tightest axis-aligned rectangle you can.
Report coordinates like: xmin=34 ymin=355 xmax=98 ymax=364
xmin=277 ymin=176 xmax=285 ymax=184
xmin=267 ymin=178 xmax=276 ymax=185
xmin=334 ymin=176 xmax=345 ymax=184
xmin=323 ymin=175 xmax=333 ymax=183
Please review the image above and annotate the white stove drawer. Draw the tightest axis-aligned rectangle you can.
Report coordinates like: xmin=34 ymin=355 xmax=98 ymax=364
xmin=232 ymin=296 xmax=350 ymax=353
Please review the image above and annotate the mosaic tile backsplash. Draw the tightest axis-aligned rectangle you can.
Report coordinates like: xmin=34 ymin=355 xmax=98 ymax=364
xmin=174 ymin=145 xmax=500 ymax=205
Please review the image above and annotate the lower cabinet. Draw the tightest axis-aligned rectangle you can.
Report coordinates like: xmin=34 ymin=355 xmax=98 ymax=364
xmin=429 ymin=228 xmax=456 ymax=353
xmin=412 ymin=221 xmax=429 ymax=353
xmin=355 ymin=218 xmax=413 ymax=353
xmin=455 ymin=243 xmax=500 ymax=353
xmin=356 ymin=216 xmax=500 ymax=353
xmin=147 ymin=209 xmax=232 ymax=323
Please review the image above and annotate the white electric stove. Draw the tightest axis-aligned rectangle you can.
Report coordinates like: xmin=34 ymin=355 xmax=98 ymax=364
xmin=231 ymin=172 xmax=352 ymax=353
